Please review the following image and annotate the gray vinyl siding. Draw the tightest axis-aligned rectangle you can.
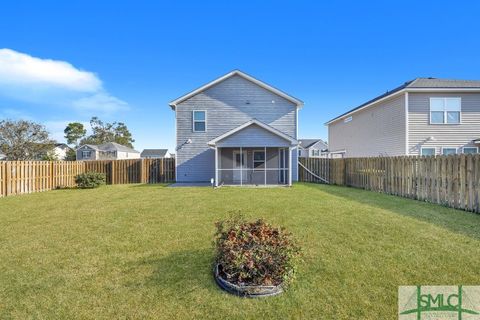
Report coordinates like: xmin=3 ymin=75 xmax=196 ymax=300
xmin=300 ymin=140 xmax=328 ymax=158
xmin=76 ymin=147 xmax=97 ymax=160
xmin=408 ymin=92 xmax=480 ymax=155
xmin=328 ymin=94 xmax=406 ymax=157
xmin=217 ymin=124 xmax=291 ymax=147
xmin=175 ymin=75 xmax=297 ymax=182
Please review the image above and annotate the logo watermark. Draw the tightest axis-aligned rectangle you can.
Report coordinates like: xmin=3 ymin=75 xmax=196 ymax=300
xmin=399 ymin=286 xmax=480 ymax=319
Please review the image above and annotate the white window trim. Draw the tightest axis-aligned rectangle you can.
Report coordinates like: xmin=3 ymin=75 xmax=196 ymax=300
xmin=192 ymin=110 xmax=207 ymax=132
xmin=463 ymin=146 xmax=479 ymax=154
xmin=429 ymin=97 xmax=462 ymax=125
xmin=441 ymin=147 xmax=458 ymax=155
xmin=253 ymin=150 xmax=266 ymax=169
xmin=82 ymin=150 xmax=92 ymax=158
xmin=420 ymin=147 xmax=436 ymax=156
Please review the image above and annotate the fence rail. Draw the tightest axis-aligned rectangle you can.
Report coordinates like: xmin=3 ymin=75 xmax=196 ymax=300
xmin=0 ymin=158 xmax=175 ymax=197
xmin=298 ymin=155 xmax=480 ymax=213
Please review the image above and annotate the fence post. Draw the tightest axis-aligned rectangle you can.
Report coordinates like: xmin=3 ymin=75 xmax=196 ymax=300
xmin=50 ymin=162 xmax=54 ymax=190
xmin=110 ymin=160 xmax=115 ymax=185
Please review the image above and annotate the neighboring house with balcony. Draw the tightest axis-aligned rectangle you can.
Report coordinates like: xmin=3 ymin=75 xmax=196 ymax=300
xmin=76 ymin=142 xmax=140 ymax=160
xmin=169 ymin=70 xmax=302 ymax=186
xmin=326 ymin=78 xmax=480 ymax=157
xmin=298 ymin=139 xmax=328 ymax=158
xmin=141 ymin=149 xmax=170 ymax=158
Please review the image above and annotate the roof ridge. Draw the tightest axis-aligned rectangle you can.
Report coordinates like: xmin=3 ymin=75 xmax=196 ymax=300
xmin=168 ymin=70 xmax=303 ymax=109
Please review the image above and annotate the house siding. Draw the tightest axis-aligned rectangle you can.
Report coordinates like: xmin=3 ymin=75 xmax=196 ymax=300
xmin=76 ymin=147 xmax=97 ymax=160
xmin=328 ymin=94 xmax=406 ymax=157
xmin=217 ymin=124 xmax=291 ymax=147
xmin=299 ymin=140 xmax=328 ymax=158
xmin=176 ymin=75 xmax=298 ymax=182
xmin=408 ymin=92 xmax=480 ymax=155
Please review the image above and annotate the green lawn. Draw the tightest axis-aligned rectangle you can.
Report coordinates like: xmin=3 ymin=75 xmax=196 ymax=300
xmin=0 ymin=183 xmax=479 ymax=319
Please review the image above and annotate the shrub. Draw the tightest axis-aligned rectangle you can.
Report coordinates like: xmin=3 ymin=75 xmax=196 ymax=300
xmin=214 ymin=215 xmax=301 ymax=287
xmin=75 ymin=172 xmax=106 ymax=189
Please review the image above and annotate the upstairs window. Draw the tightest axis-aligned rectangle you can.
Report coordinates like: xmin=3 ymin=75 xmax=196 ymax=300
xmin=430 ymin=98 xmax=461 ymax=124
xmin=82 ymin=150 xmax=92 ymax=158
xmin=193 ymin=111 xmax=206 ymax=132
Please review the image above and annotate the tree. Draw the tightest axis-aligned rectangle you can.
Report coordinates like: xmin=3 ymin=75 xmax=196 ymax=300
xmin=64 ymin=122 xmax=86 ymax=147
xmin=64 ymin=149 xmax=77 ymax=161
xmin=79 ymin=116 xmax=135 ymax=148
xmin=0 ymin=120 xmax=55 ymax=160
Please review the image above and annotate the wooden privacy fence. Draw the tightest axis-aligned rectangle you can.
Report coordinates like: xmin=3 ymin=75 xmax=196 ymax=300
xmin=0 ymin=158 xmax=175 ymax=197
xmin=298 ymin=155 xmax=480 ymax=213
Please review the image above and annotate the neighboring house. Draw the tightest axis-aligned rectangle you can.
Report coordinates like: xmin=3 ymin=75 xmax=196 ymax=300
xmin=298 ymin=139 xmax=328 ymax=158
xmin=0 ymin=152 xmax=6 ymax=160
xmin=53 ymin=143 xmax=72 ymax=160
xmin=169 ymin=70 xmax=303 ymax=186
xmin=326 ymin=78 xmax=480 ymax=158
xmin=76 ymin=142 xmax=140 ymax=160
xmin=141 ymin=149 xmax=170 ymax=158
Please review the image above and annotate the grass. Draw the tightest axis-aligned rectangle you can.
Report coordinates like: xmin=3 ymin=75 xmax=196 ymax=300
xmin=0 ymin=183 xmax=479 ymax=319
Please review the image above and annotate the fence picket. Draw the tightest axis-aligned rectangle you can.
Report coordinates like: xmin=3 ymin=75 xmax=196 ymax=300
xmin=298 ymin=155 xmax=480 ymax=214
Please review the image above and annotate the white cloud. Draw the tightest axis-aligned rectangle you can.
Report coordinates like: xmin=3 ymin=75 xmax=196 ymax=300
xmin=0 ymin=49 xmax=128 ymax=113
xmin=72 ymin=93 xmax=128 ymax=113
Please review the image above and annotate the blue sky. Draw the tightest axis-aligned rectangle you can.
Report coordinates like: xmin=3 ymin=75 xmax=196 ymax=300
xmin=1 ymin=1 xmax=479 ymax=152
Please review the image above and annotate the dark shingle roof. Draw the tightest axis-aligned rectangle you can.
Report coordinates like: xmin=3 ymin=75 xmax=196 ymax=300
xmin=141 ymin=149 xmax=168 ymax=158
xmin=298 ymin=139 xmax=328 ymax=149
xmin=98 ymin=142 xmax=139 ymax=153
xmin=409 ymin=78 xmax=480 ymax=88
xmin=326 ymin=77 xmax=480 ymax=124
xmin=79 ymin=142 xmax=139 ymax=153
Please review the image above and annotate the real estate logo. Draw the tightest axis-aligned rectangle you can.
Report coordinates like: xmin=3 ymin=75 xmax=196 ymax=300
xmin=399 ymin=286 xmax=480 ymax=320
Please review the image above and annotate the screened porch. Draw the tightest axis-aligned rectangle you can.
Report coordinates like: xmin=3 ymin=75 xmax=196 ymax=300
xmin=215 ymin=147 xmax=291 ymax=186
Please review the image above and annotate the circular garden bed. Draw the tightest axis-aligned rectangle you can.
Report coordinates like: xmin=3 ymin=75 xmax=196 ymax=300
xmin=213 ymin=215 xmax=301 ymax=298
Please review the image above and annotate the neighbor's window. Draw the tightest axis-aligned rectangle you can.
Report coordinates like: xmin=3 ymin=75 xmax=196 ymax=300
xmin=421 ymin=148 xmax=436 ymax=156
xmin=298 ymin=150 xmax=301 ymax=157
xmin=442 ymin=147 xmax=457 ymax=155
xmin=430 ymin=98 xmax=461 ymax=124
xmin=463 ymin=147 xmax=478 ymax=154
xmin=253 ymin=151 xmax=265 ymax=168
xmin=82 ymin=150 xmax=92 ymax=158
xmin=193 ymin=111 xmax=206 ymax=132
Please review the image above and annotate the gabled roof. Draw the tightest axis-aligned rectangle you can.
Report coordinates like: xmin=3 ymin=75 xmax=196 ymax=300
xmin=79 ymin=144 xmax=99 ymax=151
xmin=168 ymin=70 xmax=304 ymax=110
xmin=325 ymin=77 xmax=480 ymax=125
xmin=78 ymin=142 xmax=139 ymax=153
xmin=298 ymin=139 xmax=328 ymax=149
xmin=98 ymin=142 xmax=140 ymax=153
xmin=141 ymin=149 xmax=168 ymax=157
xmin=55 ymin=143 xmax=71 ymax=150
xmin=207 ymin=119 xmax=298 ymax=146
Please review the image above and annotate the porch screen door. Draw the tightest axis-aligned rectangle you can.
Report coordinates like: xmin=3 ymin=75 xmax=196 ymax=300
xmin=233 ymin=150 xmax=247 ymax=184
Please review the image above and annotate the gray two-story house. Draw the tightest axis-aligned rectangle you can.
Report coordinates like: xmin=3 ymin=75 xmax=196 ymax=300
xmin=298 ymin=139 xmax=328 ymax=158
xmin=326 ymin=78 xmax=480 ymax=157
xmin=169 ymin=70 xmax=303 ymax=186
